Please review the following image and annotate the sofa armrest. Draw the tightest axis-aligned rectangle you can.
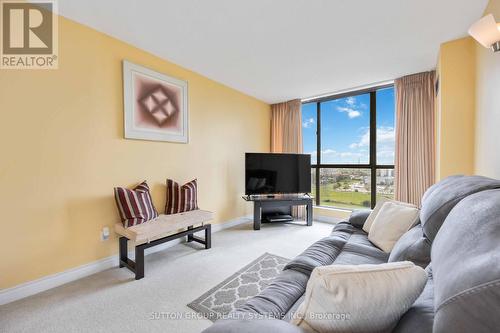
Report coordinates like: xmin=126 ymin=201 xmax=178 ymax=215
xmin=348 ymin=209 xmax=371 ymax=229
xmin=202 ymin=319 xmax=307 ymax=333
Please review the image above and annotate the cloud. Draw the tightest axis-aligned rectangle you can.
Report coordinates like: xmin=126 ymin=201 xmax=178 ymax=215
xmin=319 ymin=149 xmax=336 ymax=156
xmin=349 ymin=127 xmax=394 ymax=149
xmin=376 ymin=127 xmax=396 ymax=164
xmin=336 ymin=96 xmax=367 ymax=119
xmin=377 ymin=126 xmax=395 ymax=143
xmin=302 ymin=117 xmax=315 ymax=128
xmin=339 ymin=151 xmax=365 ymax=158
xmin=337 ymin=107 xmax=361 ymax=119
xmin=324 ymin=149 xmax=336 ymax=154
xmin=307 ymin=125 xmax=395 ymax=165
xmin=349 ymin=129 xmax=370 ymax=149
xmin=309 ymin=149 xmax=368 ymax=163
xmin=377 ymin=151 xmax=395 ymax=157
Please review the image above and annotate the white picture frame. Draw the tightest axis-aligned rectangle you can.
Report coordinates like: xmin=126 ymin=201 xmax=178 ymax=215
xmin=123 ymin=60 xmax=188 ymax=143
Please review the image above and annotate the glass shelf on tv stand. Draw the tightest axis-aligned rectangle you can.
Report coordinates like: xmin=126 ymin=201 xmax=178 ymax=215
xmin=242 ymin=194 xmax=313 ymax=202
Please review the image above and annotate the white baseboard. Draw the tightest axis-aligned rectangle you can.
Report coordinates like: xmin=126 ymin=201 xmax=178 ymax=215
xmin=0 ymin=256 xmax=118 ymax=307
xmin=0 ymin=216 xmax=252 ymax=306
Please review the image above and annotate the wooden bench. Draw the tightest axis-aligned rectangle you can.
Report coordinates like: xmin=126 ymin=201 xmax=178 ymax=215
xmin=114 ymin=209 xmax=213 ymax=279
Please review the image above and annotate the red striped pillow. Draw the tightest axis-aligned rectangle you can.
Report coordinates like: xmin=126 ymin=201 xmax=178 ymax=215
xmin=114 ymin=181 xmax=159 ymax=228
xmin=165 ymin=179 xmax=198 ymax=214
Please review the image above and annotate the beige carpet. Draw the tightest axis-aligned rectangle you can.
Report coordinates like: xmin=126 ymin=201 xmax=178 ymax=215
xmin=0 ymin=219 xmax=336 ymax=333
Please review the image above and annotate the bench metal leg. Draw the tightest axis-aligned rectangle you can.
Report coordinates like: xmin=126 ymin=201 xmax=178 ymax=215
xmin=188 ymin=224 xmax=211 ymax=249
xmin=118 ymin=224 xmax=211 ymax=280
xmin=205 ymin=224 xmax=211 ymax=249
xmin=135 ymin=245 xmax=145 ymax=280
xmin=119 ymin=237 xmax=128 ymax=268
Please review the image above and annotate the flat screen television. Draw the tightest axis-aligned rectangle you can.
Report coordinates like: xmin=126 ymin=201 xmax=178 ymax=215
xmin=245 ymin=153 xmax=311 ymax=195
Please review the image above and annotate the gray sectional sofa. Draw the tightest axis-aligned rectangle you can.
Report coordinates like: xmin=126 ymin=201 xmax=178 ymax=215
xmin=203 ymin=175 xmax=500 ymax=333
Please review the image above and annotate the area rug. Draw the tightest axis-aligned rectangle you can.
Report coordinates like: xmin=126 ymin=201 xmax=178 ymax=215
xmin=187 ymin=252 xmax=289 ymax=322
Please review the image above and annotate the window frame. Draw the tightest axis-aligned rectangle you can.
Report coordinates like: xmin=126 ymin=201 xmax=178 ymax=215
xmin=306 ymin=84 xmax=395 ymax=209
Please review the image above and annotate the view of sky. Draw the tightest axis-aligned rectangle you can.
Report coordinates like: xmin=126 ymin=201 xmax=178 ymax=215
xmin=302 ymin=87 xmax=395 ymax=165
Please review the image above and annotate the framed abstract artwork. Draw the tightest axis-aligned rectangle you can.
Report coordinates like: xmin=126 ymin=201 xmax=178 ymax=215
xmin=123 ymin=60 xmax=188 ymax=143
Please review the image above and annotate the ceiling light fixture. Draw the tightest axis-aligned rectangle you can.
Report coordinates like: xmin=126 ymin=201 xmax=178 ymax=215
xmin=468 ymin=14 xmax=500 ymax=52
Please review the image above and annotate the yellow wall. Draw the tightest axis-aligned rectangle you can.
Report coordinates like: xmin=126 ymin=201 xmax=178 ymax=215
xmin=435 ymin=37 xmax=476 ymax=180
xmin=0 ymin=16 xmax=270 ymax=289
xmin=475 ymin=0 xmax=500 ymax=178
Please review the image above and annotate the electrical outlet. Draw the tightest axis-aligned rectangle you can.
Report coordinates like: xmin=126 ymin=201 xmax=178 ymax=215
xmin=101 ymin=227 xmax=110 ymax=241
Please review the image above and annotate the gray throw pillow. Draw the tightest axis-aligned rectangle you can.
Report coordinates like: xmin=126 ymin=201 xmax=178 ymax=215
xmin=388 ymin=224 xmax=431 ymax=268
xmin=349 ymin=210 xmax=371 ymax=229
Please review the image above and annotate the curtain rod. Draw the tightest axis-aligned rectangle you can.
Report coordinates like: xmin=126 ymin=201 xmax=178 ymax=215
xmin=301 ymin=79 xmax=395 ymax=103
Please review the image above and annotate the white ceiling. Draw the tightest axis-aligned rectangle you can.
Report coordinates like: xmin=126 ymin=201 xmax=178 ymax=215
xmin=58 ymin=0 xmax=488 ymax=104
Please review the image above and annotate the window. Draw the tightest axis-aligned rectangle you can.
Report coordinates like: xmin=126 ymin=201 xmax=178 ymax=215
xmin=303 ymin=85 xmax=395 ymax=210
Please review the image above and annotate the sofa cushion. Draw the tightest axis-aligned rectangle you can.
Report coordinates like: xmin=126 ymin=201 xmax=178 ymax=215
xmin=291 ymin=262 xmax=427 ymax=333
xmin=283 ymin=235 xmax=348 ymax=276
xmin=332 ymin=221 xmax=358 ymax=233
xmin=332 ymin=241 xmax=388 ymax=265
xmin=202 ymin=318 xmax=308 ymax=333
xmin=285 ymin=222 xmax=390 ymax=276
xmin=420 ymin=175 xmax=500 ymax=241
xmin=392 ymin=264 xmax=434 ymax=333
xmin=283 ymin=224 xmax=353 ymax=276
xmin=283 ymin=295 xmax=305 ymax=322
xmin=334 ymin=227 xmax=389 ymax=265
xmin=431 ymin=189 xmax=500 ymax=332
xmin=388 ymin=224 xmax=431 ymax=268
xmin=233 ymin=269 xmax=309 ymax=319
xmin=368 ymin=201 xmax=420 ymax=253
xmin=348 ymin=231 xmax=379 ymax=249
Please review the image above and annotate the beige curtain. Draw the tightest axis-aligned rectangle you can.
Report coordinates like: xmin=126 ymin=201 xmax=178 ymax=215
xmin=271 ymin=99 xmax=303 ymax=153
xmin=270 ymin=99 xmax=305 ymax=218
xmin=395 ymin=71 xmax=436 ymax=207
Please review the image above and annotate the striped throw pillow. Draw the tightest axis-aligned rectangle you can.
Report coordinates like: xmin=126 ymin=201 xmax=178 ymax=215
xmin=165 ymin=179 xmax=198 ymax=214
xmin=114 ymin=181 xmax=159 ymax=228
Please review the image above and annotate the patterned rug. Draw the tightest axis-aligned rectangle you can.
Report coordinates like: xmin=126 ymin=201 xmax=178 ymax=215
xmin=187 ymin=252 xmax=289 ymax=322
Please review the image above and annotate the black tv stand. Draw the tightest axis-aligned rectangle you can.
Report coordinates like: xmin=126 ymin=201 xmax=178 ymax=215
xmin=243 ymin=194 xmax=313 ymax=230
